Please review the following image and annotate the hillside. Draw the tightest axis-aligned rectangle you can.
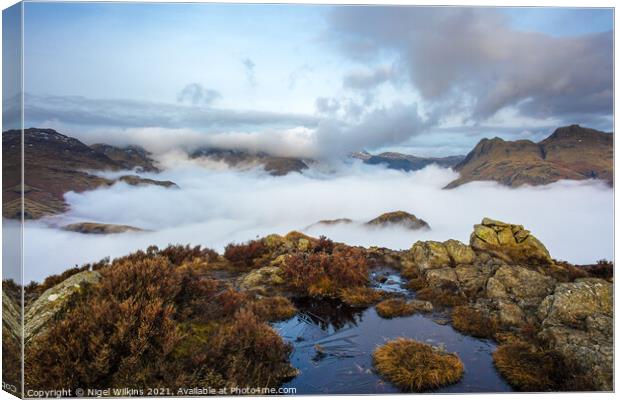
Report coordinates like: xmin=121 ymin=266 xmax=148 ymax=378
xmin=2 ymin=128 xmax=170 ymax=219
xmin=445 ymin=125 xmax=613 ymax=188
xmin=191 ymin=148 xmax=309 ymax=176
xmin=353 ymin=151 xmax=464 ymax=171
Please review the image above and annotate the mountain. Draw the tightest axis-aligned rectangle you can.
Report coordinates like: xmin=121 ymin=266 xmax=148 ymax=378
xmin=2 ymin=128 xmax=172 ymax=219
xmin=445 ymin=125 xmax=613 ymax=188
xmin=352 ymin=151 xmax=465 ymax=171
xmin=191 ymin=148 xmax=309 ymax=176
xmin=90 ymin=143 xmax=158 ymax=172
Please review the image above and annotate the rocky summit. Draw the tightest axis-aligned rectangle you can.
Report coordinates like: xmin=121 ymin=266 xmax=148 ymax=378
xmin=366 ymin=211 xmax=430 ymax=230
xmin=445 ymin=125 xmax=613 ymax=188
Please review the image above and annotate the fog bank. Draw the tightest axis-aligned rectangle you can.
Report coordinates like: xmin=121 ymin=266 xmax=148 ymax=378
xmin=16 ymin=162 xmax=614 ymax=282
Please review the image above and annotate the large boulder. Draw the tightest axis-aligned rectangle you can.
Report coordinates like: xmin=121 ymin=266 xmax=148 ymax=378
xmin=470 ymin=218 xmax=552 ymax=265
xmin=454 ymin=264 xmax=494 ymax=298
xmin=537 ymin=278 xmax=613 ymax=390
xmin=443 ymin=240 xmax=476 ymax=265
xmin=24 ymin=270 xmax=101 ymax=343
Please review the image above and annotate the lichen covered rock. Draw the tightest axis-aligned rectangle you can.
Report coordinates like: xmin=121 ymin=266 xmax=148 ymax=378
xmin=24 ymin=270 xmax=101 ymax=342
xmin=537 ymin=278 xmax=613 ymax=390
xmin=470 ymin=218 xmax=552 ymax=265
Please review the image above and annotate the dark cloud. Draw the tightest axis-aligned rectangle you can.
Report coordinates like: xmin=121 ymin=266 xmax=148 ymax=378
xmin=21 ymin=93 xmax=318 ymax=130
xmin=328 ymin=7 xmax=613 ymax=123
xmin=242 ymin=57 xmax=257 ymax=87
xmin=314 ymin=97 xmax=341 ymax=116
xmin=177 ymin=83 xmax=221 ymax=106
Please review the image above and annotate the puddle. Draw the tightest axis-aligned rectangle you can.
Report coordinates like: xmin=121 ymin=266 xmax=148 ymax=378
xmin=273 ymin=296 xmax=512 ymax=394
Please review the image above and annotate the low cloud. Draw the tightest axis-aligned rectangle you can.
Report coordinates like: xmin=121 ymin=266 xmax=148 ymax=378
xmin=20 ymin=163 xmax=613 ymax=282
xmin=177 ymin=83 xmax=222 ymax=106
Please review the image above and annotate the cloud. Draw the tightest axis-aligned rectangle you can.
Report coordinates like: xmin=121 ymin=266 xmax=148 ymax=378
xmin=314 ymin=97 xmax=341 ymax=116
xmin=177 ymin=83 xmax=222 ymax=106
xmin=21 ymin=163 xmax=613 ymax=282
xmin=242 ymin=57 xmax=257 ymax=87
xmin=22 ymin=93 xmax=318 ymax=131
xmin=327 ymin=7 xmax=613 ymax=123
xmin=342 ymin=65 xmax=396 ymax=91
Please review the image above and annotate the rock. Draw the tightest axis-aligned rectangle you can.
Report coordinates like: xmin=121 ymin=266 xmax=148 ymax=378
xmin=443 ymin=240 xmax=475 ymax=265
xmin=366 ymin=211 xmax=430 ymax=230
xmin=117 ymin=175 xmax=178 ymax=188
xmin=486 ymin=265 xmax=555 ymax=309
xmin=2 ymin=290 xmax=21 ymax=341
xmin=238 ymin=266 xmax=284 ymax=293
xmin=496 ymin=300 xmax=525 ymax=326
xmin=454 ymin=264 xmax=493 ymax=298
xmin=409 ymin=299 xmax=434 ymax=313
xmin=410 ymin=241 xmax=451 ymax=271
xmin=537 ymin=278 xmax=613 ymax=390
xmin=470 ymin=218 xmax=552 ymax=265
xmin=62 ymin=222 xmax=144 ymax=234
xmin=424 ymin=267 xmax=459 ymax=291
xmin=24 ymin=271 xmax=101 ymax=343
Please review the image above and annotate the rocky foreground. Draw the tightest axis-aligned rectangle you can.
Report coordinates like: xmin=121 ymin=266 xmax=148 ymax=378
xmin=2 ymin=218 xmax=613 ymax=393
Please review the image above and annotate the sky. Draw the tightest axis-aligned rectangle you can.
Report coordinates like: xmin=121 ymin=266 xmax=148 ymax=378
xmin=4 ymin=3 xmax=614 ymax=157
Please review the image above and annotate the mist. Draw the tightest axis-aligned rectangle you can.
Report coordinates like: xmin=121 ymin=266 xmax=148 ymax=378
xmin=16 ymin=161 xmax=613 ymax=282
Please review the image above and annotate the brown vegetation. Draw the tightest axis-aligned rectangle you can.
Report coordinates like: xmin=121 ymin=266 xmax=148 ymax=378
xmin=249 ymin=296 xmax=297 ymax=321
xmin=338 ymin=287 xmax=384 ymax=307
xmin=24 ymin=247 xmax=294 ymax=392
xmin=376 ymin=298 xmax=417 ymax=319
xmin=492 ymin=342 xmax=583 ymax=391
xmin=451 ymin=305 xmax=498 ymax=339
xmin=224 ymin=239 xmax=268 ymax=268
xmin=281 ymin=247 xmax=368 ymax=297
xmin=373 ymin=338 xmax=464 ymax=391
xmin=415 ymin=288 xmax=466 ymax=307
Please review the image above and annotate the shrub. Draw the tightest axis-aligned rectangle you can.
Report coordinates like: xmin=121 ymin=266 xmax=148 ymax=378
xmin=415 ymin=288 xmax=466 ymax=307
xmin=493 ymin=342 xmax=580 ymax=391
xmin=339 ymin=287 xmax=384 ymax=307
xmin=373 ymin=338 xmax=464 ymax=391
xmin=376 ymin=298 xmax=417 ymax=319
xmin=249 ymin=296 xmax=297 ymax=322
xmin=451 ymin=305 xmax=498 ymax=338
xmin=281 ymin=247 xmax=368 ymax=297
xmin=312 ymin=235 xmax=334 ymax=254
xmin=208 ymin=309 xmax=297 ymax=387
xmin=224 ymin=240 xmax=268 ymax=268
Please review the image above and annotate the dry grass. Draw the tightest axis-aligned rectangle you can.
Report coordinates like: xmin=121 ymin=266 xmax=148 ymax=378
xmin=339 ymin=287 xmax=384 ymax=307
xmin=492 ymin=342 xmax=573 ymax=391
xmin=451 ymin=305 xmax=498 ymax=338
xmin=373 ymin=338 xmax=464 ymax=392
xmin=375 ymin=298 xmax=417 ymax=319
xmin=249 ymin=296 xmax=297 ymax=322
xmin=415 ymin=288 xmax=466 ymax=307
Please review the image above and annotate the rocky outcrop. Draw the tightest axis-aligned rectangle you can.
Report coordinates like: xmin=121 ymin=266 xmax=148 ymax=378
xmin=470 ymin=218 xmax=552 ymax=265
xmin=62 ymin=222 xmax=144 ymax=234
xmin=24 ymin=271 xmax=101 ymax=343
xmin=2 ymin=289 xmax=21 ymax=340
xmin=366 ymin=211 xmax=430 ymax=230
xmin=537 ymin=278 xmax=613 ymax=390
xmin=118 ymin=175 xmax=178 ymax=188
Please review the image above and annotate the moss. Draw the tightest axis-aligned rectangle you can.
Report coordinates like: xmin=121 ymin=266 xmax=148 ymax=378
xmin=339 ymin=287 xmax=384 ymax=307
xmin=373 ymin=338 xmax=464 ymax=392
xmin=249 ymin=296 xmax=297 ymax=322
xmin=451 ymin=305 xmax=498 ymax=338
xmin=376 ymin=298 xmax=417 ymax=319
xmin=415 ymin=288 xmax=466 ymax=307
xmin=492 ymin=342 xmax=578 ymax=391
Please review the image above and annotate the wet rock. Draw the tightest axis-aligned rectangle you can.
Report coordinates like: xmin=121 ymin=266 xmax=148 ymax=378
xmin=537 ymin=278 xmax=613 ymax=390
xmin=470 ymin=218 xmax=552 ymax=265
xmin=24 ymin=270 xmax=101 ymax=343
